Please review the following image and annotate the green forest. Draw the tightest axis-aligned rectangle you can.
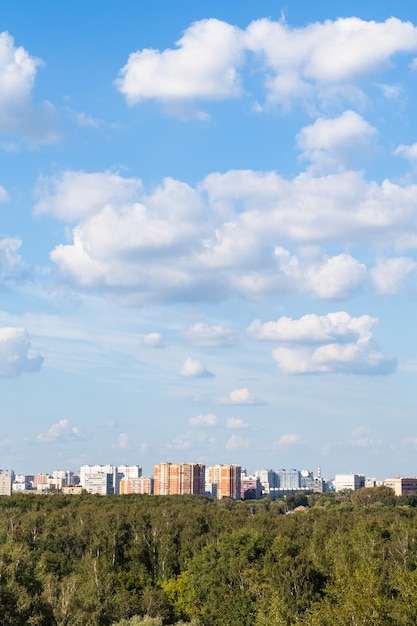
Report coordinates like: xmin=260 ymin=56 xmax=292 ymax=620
xmin=1 ymin=488 xmax=417 ymax=625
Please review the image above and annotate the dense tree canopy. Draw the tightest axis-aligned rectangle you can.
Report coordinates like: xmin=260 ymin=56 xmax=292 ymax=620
xmin=0 ymin=489 xmax=417 ymax=624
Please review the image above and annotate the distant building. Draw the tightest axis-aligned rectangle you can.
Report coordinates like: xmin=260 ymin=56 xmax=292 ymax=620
xmin=277 ymin=469 xmax=301 ymax=490
xmin=255 ymin=469 xmax=278 ymax=494
xmin=383 ymin=477 xmax=417 ymax=496
xmin=207 ymin=464 xmax=241 ymax=500
xmin=334 ymin=473 xmax=365 ymax=492
xmin=154 ymin=463 xmax=205 ymax=496
xmin=120 ymin=476 xmax=154 ymax=495
xmin=84 ymin=472 xmax=113 ymax=495
xmin=0 ymin=470 xmax=14 ymax=496
xmin=241 ymin=475 xmax=262 ymax=500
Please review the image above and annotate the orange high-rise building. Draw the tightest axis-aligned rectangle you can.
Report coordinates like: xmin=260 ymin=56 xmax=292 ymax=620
xmin=154 ymin=462 xmax=205 ymax=495
xmin=208 ymin=464 xmax=241 ymax=500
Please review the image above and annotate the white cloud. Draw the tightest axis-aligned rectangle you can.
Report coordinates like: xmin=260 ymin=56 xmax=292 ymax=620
xmin=116 ymin=17 xmax=417 ymax=114
xmin=180 ymin=356 xmax=214 ymax=378
xmin=305 ymin=254 xmax=368 ymax=299
xmin=0 ymin=31 xmax=57 ymax=143
xmin=41 ymin=168 xmax=417 ymax=303
xmin=0 ymin=237 xmax=27 ymax=284
xmin=371 ymin=257 xmax=417 ymax=294
xmin=297 ymin=111 xmax=377 ymax=170
xmin=0 ymin=185 xmax=8 ymax=202
xmin=269 ymin=312 xmax=396 ymax=375
xmin=219 ymin=387 xmax=264 ymax=405
xmin=226 ymin=417 xmax=248 ymax=429
xmin=184 ymin=322 xmax=238 ymax=347
xmin=115 ymin=433 xmax=129 ymax=449
xmin=248 ymin=311 xmax=361 ymax=344
xmin=394 ymin=142 xmax=417 ymax=162
xmin=116 ymin=18 xmax=243 ymax=111
xmin=0 ymin=327 xmax=43 ymax=377
xmin=142 ymin=332 xmax=164 ymax=348
xmin=37 ymin=419 xmax=79 ymax=443
xmin=225 ymin=434 xmax=249 ymax=451
xmin=246 ymin=16 xmax=417 ymax=106
xmin=189 ymin=413 xmax=218 ymax=427
xmin=276 ymin=433 xmax=301 ymax=448
xmin=34 ymin=170 xmax=141 ymax=221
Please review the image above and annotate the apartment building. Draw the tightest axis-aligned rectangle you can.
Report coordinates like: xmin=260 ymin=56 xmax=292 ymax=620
xmin=207 ymin=464 xmax=241 ymax=500
xmin=154 ymin=462 xmax=205 ymax=496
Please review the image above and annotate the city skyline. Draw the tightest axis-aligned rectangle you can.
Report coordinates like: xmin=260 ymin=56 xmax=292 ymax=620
xmin=2 ymin=1 xmax=417 ymax=477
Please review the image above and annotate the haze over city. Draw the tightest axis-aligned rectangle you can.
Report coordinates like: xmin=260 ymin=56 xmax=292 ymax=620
xmin=2 ymin=1 xmax=417 ymax=478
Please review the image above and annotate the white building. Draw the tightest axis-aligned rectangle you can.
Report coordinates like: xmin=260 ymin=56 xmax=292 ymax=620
xmin=334 ymin=473 xmax=365 ymax=492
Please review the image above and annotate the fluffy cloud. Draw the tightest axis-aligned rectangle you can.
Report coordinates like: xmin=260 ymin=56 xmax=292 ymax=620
xmin=189 ymin=413 xmax=218 ymax=427
xmin=248 ymin=311 xmax=362 ymax=344
xmin=142 ymin=332 xmax=164 ymax=348
xmin=34 ymin=171 xmax=141 ymax=221
xmin=37 ymin=419 xmax=79 ymax=443
xmin=116 ymin=18 xmax=243 ymax=111
xmin=265 ymin=312 xmax=396 ymax=375
xmin=305 ymin=254 xmax=368 ymax=299
xmin=297 ymin=111 xmax=377 ymax=170
xmin=226 ymin=417 xmax=248 ymax=429
xmin=394 ymin=142 xmax=417 ymax=162
xmin=218 ymin=387 xmax=264 ymax=405
xmin=370 ymin=257 xmax=417 ymax=294
xmin=0 ymin=327 xmax=43 ymax=377
xmin=0 ymin=31 xmax=57 ymax=142
xmin=116 ymin=17 xmax=417 ymax=112
xmin=180 ymin=357 xmax=214 ymax=378
xmin=40 ymin=167 xmax=417 ymax=303
xmin=183 ymin=323 xmax=238 ymax=347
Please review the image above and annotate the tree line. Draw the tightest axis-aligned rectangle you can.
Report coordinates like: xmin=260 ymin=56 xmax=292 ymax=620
xmin=0 ymin=487 xmax=417 ymax=624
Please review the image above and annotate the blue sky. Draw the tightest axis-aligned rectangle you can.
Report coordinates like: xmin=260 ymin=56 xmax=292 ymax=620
xmin=2 ymin=1 xmax=417 ymax=479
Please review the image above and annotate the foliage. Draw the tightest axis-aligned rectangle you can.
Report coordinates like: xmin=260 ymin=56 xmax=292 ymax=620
xmin=0 ymin=491 xmax=417 ymax=624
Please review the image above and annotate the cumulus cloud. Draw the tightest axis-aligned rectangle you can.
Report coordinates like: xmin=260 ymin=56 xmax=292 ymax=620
xmin=297 ymin=111 xmax=377 ymax=170
xmin=116 ymin=18 xmax=243 ymax=112
xmin=142 ymin=332 xmax=164 ymax=348
xmin=37 ymin=419 xmax=79 ymax=443
xmin=305 ymin=254 xmax=368 ymax=299
xmin=39 ymin=167 xmax=417 ymax=304
xmin=116 ymin=16 xmax=417 ymax=114
xmin=180 ymin=356 xmax=214 ymax=378
xmin=226 ymin=417 xmax=248 ymax=429
xmin=184 ymin=323 xmax=238 ymax=347
xmin=245 ymin=16 xmax=417 ymax=106
xmin=266 ymin=312 xmax=396 ymax=375
xmin=218 ymin=387 xmax=264 ymax=405
xmin=371 ymin=257 xmax=417 ymax=294
xmin=34 ymin=170 xmax=141 ymax=221
xmin=0 ymin=327 xmax=43 ymax=377
xmin=189 ymin=413 xmax=218 ymax=427
xmin=0 ymin=31 xmax=57 ymax=143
